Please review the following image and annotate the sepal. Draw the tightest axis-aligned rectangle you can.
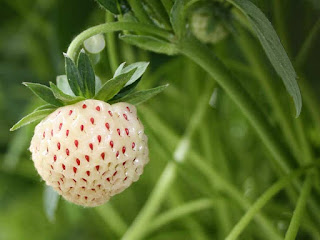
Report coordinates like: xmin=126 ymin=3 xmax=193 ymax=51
xmin=23 ymin=82 xmax=62 ymax=106
xmin=111 ymin=84 xmax=169 ymax=105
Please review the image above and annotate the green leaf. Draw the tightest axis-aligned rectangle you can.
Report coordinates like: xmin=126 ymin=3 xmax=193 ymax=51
xmin=64 ymin=54 xmax=84 ymax=96
xmin=77 ymin=51 xmax=95 ymax=97
xmin=227 ymin=0 xmax=302 ymax=116
xmin=120 ymin=34 xmax=178 ymax=56
xmin=95 ymin=76 xmax=102 ymax=94
xmin=114 ymin=62 xmax=149 ymax=86
xmin=114 ymin=62 xmax=126 ymax=78
xmin=10 ymin=108 xmax=54 ymax=131
xmin=95 ymin=0 xmax=119 ymax=14
xmin=94 ymin=69 xmax=136 ymax=102
xmin=50 ymin=82 xmax=84 ymax=104
xmin=170 ymin=0 xmax=186 ymax=38
xmin=43 ymin=185 xmax=59 ymax=223
xmin=112 ymin=84 xmax=169 ymax=105
xmin=23 ymin=82 xmax=62 ymax=106
xmin=56 ymin=75 xmax=75 ymax=96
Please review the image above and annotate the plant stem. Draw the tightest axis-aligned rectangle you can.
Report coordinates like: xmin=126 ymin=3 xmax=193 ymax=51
xmin=161 ymin=0 xmax=173 ymax=14
xmin=272 ymin=0 xmax=291 ymax=58
xmin=121 ymin=163 xmax=176 ymax=240
xmin=236 ymin=27 xmax=301 ymax=162
xmin=200 ymin=119 xmax=232 ymax=237
xmin=142 ymin=106 xmax=283 ymax=240
xmin=122 ymin=84 xmax=214 ymax=240
xmin=95 ymin=203 xmax=127 ymax=237
xmin=67 ymin=22 xmax=172 ymax=61
xmin=225 ymin=168 xmax=313 ymax=240
xmin=105 ymin=12 xmax=120 ymax=72
xmin=284 ymin=174 xmax=313 ymax=240
xmin=178 ymin=36 xmax=292 ymax=174
xmin=149 ymin=133 xmax=210 ymax=240
xmin=127 ymin=0 xmax=153 ymax=24
xmin=146 ymin=199 xmax=213 ymax=234
xmin=186 ymin=152 xmax=283 ymax=240
xmin=144 ymin=0 xmax=172 ymax=29
xmin=295 ymin=18 xmax=320 ymax=68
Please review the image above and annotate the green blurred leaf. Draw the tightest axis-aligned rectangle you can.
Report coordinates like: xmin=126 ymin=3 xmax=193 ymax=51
xmin=227 ymin=0 xmax=302 ymax=116
xmin=95 ymin=0 xmax=119 ymax=14
xmin=50 ymin=82 xmax=85 ymax=104
xmin=170 ymin=0 xmax=186 ymax=38
xmin=120 ymin=34 xmax=178 ymax=55
xmin=56 ymin=75 xmax=75 ymax=96
xmin=23 ymin=82 xmax=62 ymax=106
xmin=94 ymin=69 xmax=135 ymax=101
xmin=43 ymin=185 xmax=59 ymax=223
xmin=114 ymin=62 xmax=149 ymax=86
xmin=95 ymin=76 xmax=102 ymax=93
xmin=77 ymin=51 xmax=95 ymax=97
xmin=64 ymin=54 xmax=84 ymax=96
xmin=10 ymin=108 xmax=54 ymax=131
xmin=113 ymin=84 xmax=169 ymax=105
xmin=114 ymin=62 xmax=126 ymax=77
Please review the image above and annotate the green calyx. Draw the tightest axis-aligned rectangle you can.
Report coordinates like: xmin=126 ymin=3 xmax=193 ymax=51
xmin=10 ymin=51 xmax=168 ymax=131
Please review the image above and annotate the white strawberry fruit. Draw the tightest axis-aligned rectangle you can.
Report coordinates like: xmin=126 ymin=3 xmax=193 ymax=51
xmin=11 ymin=52 xmax=167 ymax=207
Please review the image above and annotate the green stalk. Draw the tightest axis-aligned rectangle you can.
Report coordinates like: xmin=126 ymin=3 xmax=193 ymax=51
xmin=149 ymin=134 xmax=210 ymax=240
xmin=234 ymin=29 xmax=320 ymax=230
xmin=272 ymin=0 xmax=291 ymax=58
xmin=95 ymin=203 xmax=128 ymax=237
xmin=67 ymin=22 xmax=173 ymax=61
xmin=147 ymin=199 xmax=213 ymax=234
xmin=225 ymin=167 xmax=313 ymax=240
xmin=121 ymin=163 xmax=176 ymax=240
xmin=121 ymin=83 xmax=214 ymax=240
xmin=236 ymin=28 xmax=301 ymax=162
xmin=200 ymin=116 xmax=232 ymax=237
xmin=127 ymin=0 xmax=153 ymax=24
xmin=161 ymin=0 xmax=173 ymax=14
xmin=236 ymin=27 xmax=320 ymax=227
xmin=180 ymin=38 xmax=320 ymax=231
xmin=284 ymin=174 xmax=314 ymax=240
xmin=295 ymin=18 xmax=320 ymax=68
xmin=144 ymin=0 xmax=172 ymax=29
xmin=142 ymin=106 xmax=283 ymax=240
xmin=294 ymin=19 xmax=320 ymax=142
xmin=178 ymin=36 xmax=291 ymax=174
xmin=186 ymin=152 xmax=283 ymax=240
xmin=105 ymin=12 xmax=120 ymax=72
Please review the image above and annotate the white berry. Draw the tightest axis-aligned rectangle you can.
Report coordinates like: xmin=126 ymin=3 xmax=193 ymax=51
xmin=30 ymin=99 xmax=149 ymax=207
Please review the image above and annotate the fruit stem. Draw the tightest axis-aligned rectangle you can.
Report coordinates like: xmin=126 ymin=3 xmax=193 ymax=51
xmin=66 ymin=22 xmax=173 ymax=61
xmin=284 ymin=174 xmax=314 ymax=240
xmin=225 ymin=167 xmax=314 ymax=240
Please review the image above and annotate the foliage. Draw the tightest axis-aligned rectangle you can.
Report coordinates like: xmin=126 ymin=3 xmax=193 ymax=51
xmin=1 ymin=0 xmax=320 ymax=240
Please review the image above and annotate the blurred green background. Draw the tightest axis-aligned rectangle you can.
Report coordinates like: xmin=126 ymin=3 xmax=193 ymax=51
xmin=1 ymin=0 xmax=320 ymax=239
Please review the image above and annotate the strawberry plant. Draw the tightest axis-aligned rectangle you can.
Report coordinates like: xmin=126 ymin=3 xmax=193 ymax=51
xmin=2 ymin=0 xmax=320 ymax=239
